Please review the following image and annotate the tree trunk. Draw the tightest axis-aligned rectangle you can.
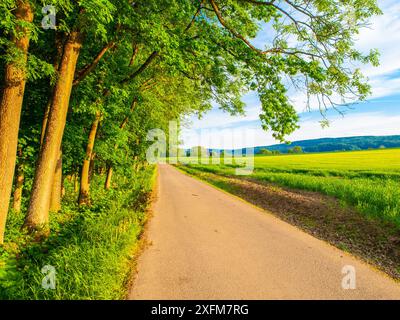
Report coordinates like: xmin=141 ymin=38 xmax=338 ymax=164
xmin=0 ymin=1 xmax=33 ymax=243
xmin=99 ymin=166 xmax=105 ymax=175
xmin=61 ymin=176 xmax=66 ymax=197
xmin=78 ymin=111 xmax=101 ymax=205
xmin=13 ymin=166 xmax=25 ymax=213
xmin=88 ymin=152 xmax=96 ymax=184
xmin=13 ymin=145 xmax=24 ymax=212
xmin=105 ymin=167 xmax=113 ymax=190
xmin=40 ymin=100 xmax=51 ymax=146
xmin=41 ymin=33 xmax=63 ymax=146
xmin=40 ymin=34 xmax=64 ymax=213
xmin=74 ymin=173 xmax=79 ymax=193
xmin=24 ymin=31 xmax=82 ymax=230
xmin=49 ymin=149 xmax=62 ymax=212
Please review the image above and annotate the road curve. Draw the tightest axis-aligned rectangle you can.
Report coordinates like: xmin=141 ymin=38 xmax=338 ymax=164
xmin=129 ymin=164 xmax=400 ymax=299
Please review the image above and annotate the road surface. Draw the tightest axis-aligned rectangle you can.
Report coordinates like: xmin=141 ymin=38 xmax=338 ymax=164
xmin=129 ymin=164 xmax=400 ymax=299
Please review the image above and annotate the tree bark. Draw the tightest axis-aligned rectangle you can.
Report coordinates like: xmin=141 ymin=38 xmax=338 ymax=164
xmin=74 ymin=173 xmax=79 ymax=193
xmin=104 ymin=167 xmax=113 ymax=190
xmin=0 ymin=1 xmax=33 ymax=243
xmin=49 ymin=149 xmax=62 ymax=212
xmin=40 ymin=100 xmax=51 ymax=146
xmin=13 ymin=145 xmax=24 ymax=212
xmin=24 ymin=31 xmax=83 ymax=230
xmin=41 ymin=34 xmax=64 ymax=212
xmin=88 ymin=152 xmax=96 ymax=184
xmin=78 ymin=111 xmax=101 ymax=205
xmin=41 ymin=33 xmax=63 ymax=146
xmin=13 ymin=165 xmax=25 ymax=213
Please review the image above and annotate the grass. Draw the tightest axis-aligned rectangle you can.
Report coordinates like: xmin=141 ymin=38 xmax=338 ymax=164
xmin=178 ymin=148 xmax=400 ymax=227
xmin=0 ymin=166 xmax=156 ymax=300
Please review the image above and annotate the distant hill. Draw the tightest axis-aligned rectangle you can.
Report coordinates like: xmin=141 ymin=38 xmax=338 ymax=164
xmin=187 ymin=135 xmax=400 ymax=155
xmin=253 ymin=135 xmax=400 ymax=154
xmin=188 ymin=135 xmax=400 ymax=155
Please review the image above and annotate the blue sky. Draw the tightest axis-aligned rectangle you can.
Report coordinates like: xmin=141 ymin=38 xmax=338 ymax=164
xmin=181 ymin=0 xmax=400 ymax=149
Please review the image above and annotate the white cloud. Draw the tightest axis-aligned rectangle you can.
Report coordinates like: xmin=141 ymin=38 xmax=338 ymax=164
xmin=182 ymin=94 xmax=262 ymax=131
xmin=356 ymin=0 xmax=400 ymax=75
xmin=356 ymin=0 xmax=400 ymax=98
xmin=369 ymin=76 xmax=400 ymax=99
xmin=289 ymin=112 xmax=400 ymax=142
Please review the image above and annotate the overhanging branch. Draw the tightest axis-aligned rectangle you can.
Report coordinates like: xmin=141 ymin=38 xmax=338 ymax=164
xmin=73 ymin=42 xmax=115 ymax=86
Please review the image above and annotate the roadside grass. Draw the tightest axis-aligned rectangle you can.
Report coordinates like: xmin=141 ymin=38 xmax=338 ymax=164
xmin=0 ymin=166 xmax=156 ymax=300
xmin=178 ymin=148 xmax=400 ymax=227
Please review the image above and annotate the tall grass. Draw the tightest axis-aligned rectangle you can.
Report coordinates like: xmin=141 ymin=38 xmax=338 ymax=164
xmin=252 ymin=172 xmax=400 ymax=224
xmin=0 ymin=166 xmax=156 ymax=300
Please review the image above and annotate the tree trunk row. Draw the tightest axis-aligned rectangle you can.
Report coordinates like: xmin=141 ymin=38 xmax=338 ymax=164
xmin=24 ymin=31 xmax=83 ymax=230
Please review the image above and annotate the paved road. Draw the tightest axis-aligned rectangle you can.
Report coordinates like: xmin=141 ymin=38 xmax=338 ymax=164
xmin=129 ymin=164 xmax=400 ymax=299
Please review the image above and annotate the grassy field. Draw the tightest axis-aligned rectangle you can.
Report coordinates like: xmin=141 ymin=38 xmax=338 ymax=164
xmin=179 ymin=148 xmax=400 ymax=227
xmin=255 ymin=148 xmax=400 ymax=171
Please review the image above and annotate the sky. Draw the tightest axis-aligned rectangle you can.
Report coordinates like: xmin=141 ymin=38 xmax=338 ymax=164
xmin=180 ymin=0 xmax=400 ymax=149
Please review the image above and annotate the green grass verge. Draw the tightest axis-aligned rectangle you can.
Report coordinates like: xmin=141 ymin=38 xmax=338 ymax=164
xmin=0 ymin=166 xmax=156 ymax=300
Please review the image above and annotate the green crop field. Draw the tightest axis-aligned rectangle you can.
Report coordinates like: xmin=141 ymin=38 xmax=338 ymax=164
xmin=254 ymin=148 xmax=400 ymax=172
xmin=179 ymin=148 xmax=400 ymax=226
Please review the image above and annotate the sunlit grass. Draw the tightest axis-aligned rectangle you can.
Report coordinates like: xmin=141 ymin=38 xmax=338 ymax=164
xmin=0 ymin=167 xmax=156 ymax=300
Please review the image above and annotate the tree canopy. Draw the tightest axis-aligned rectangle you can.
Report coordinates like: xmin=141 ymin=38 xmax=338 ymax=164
xmin=0 ymin=0 xmax=381 ymax=242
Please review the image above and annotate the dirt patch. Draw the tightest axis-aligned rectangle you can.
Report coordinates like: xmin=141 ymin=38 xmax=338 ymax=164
xmin=185 ymin=169 xmax=400 ymax=280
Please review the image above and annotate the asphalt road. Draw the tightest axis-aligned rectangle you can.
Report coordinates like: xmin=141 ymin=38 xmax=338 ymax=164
xmin=129 ymin=164 xmax=400 ymax=299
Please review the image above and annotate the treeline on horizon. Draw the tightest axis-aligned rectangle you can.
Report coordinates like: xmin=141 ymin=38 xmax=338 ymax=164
xmin=256 ymin=135 xmax=400 ymax=154
xmin=185 ymin=135 xmax=400 ymax=157
xmin=0 ymin=0 xmax=380 ymax=245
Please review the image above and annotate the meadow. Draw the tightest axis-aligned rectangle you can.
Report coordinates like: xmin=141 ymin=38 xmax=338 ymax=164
xmin=179 ymin=148 xmax=400 ymax=227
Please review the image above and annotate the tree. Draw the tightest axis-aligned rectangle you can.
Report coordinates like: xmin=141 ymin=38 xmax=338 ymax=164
xmin=0 ymin=0 xmax=33 ymax=243
xmin=25 ymin=1 xmax=115 ymax=229
xmin=24 ymin=30 xmax=84 ymax=229
xmin=288 ymin=146 xmax=303 ymax=154
xmin=78 ymin=111 xmax=101 ymax=205
xmin=259 ymin=148 xmax=272 ymax=155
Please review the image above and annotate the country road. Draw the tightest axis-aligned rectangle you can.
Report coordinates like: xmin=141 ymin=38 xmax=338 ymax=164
xmin=129 ymin=164 xmax=400 ymax=299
